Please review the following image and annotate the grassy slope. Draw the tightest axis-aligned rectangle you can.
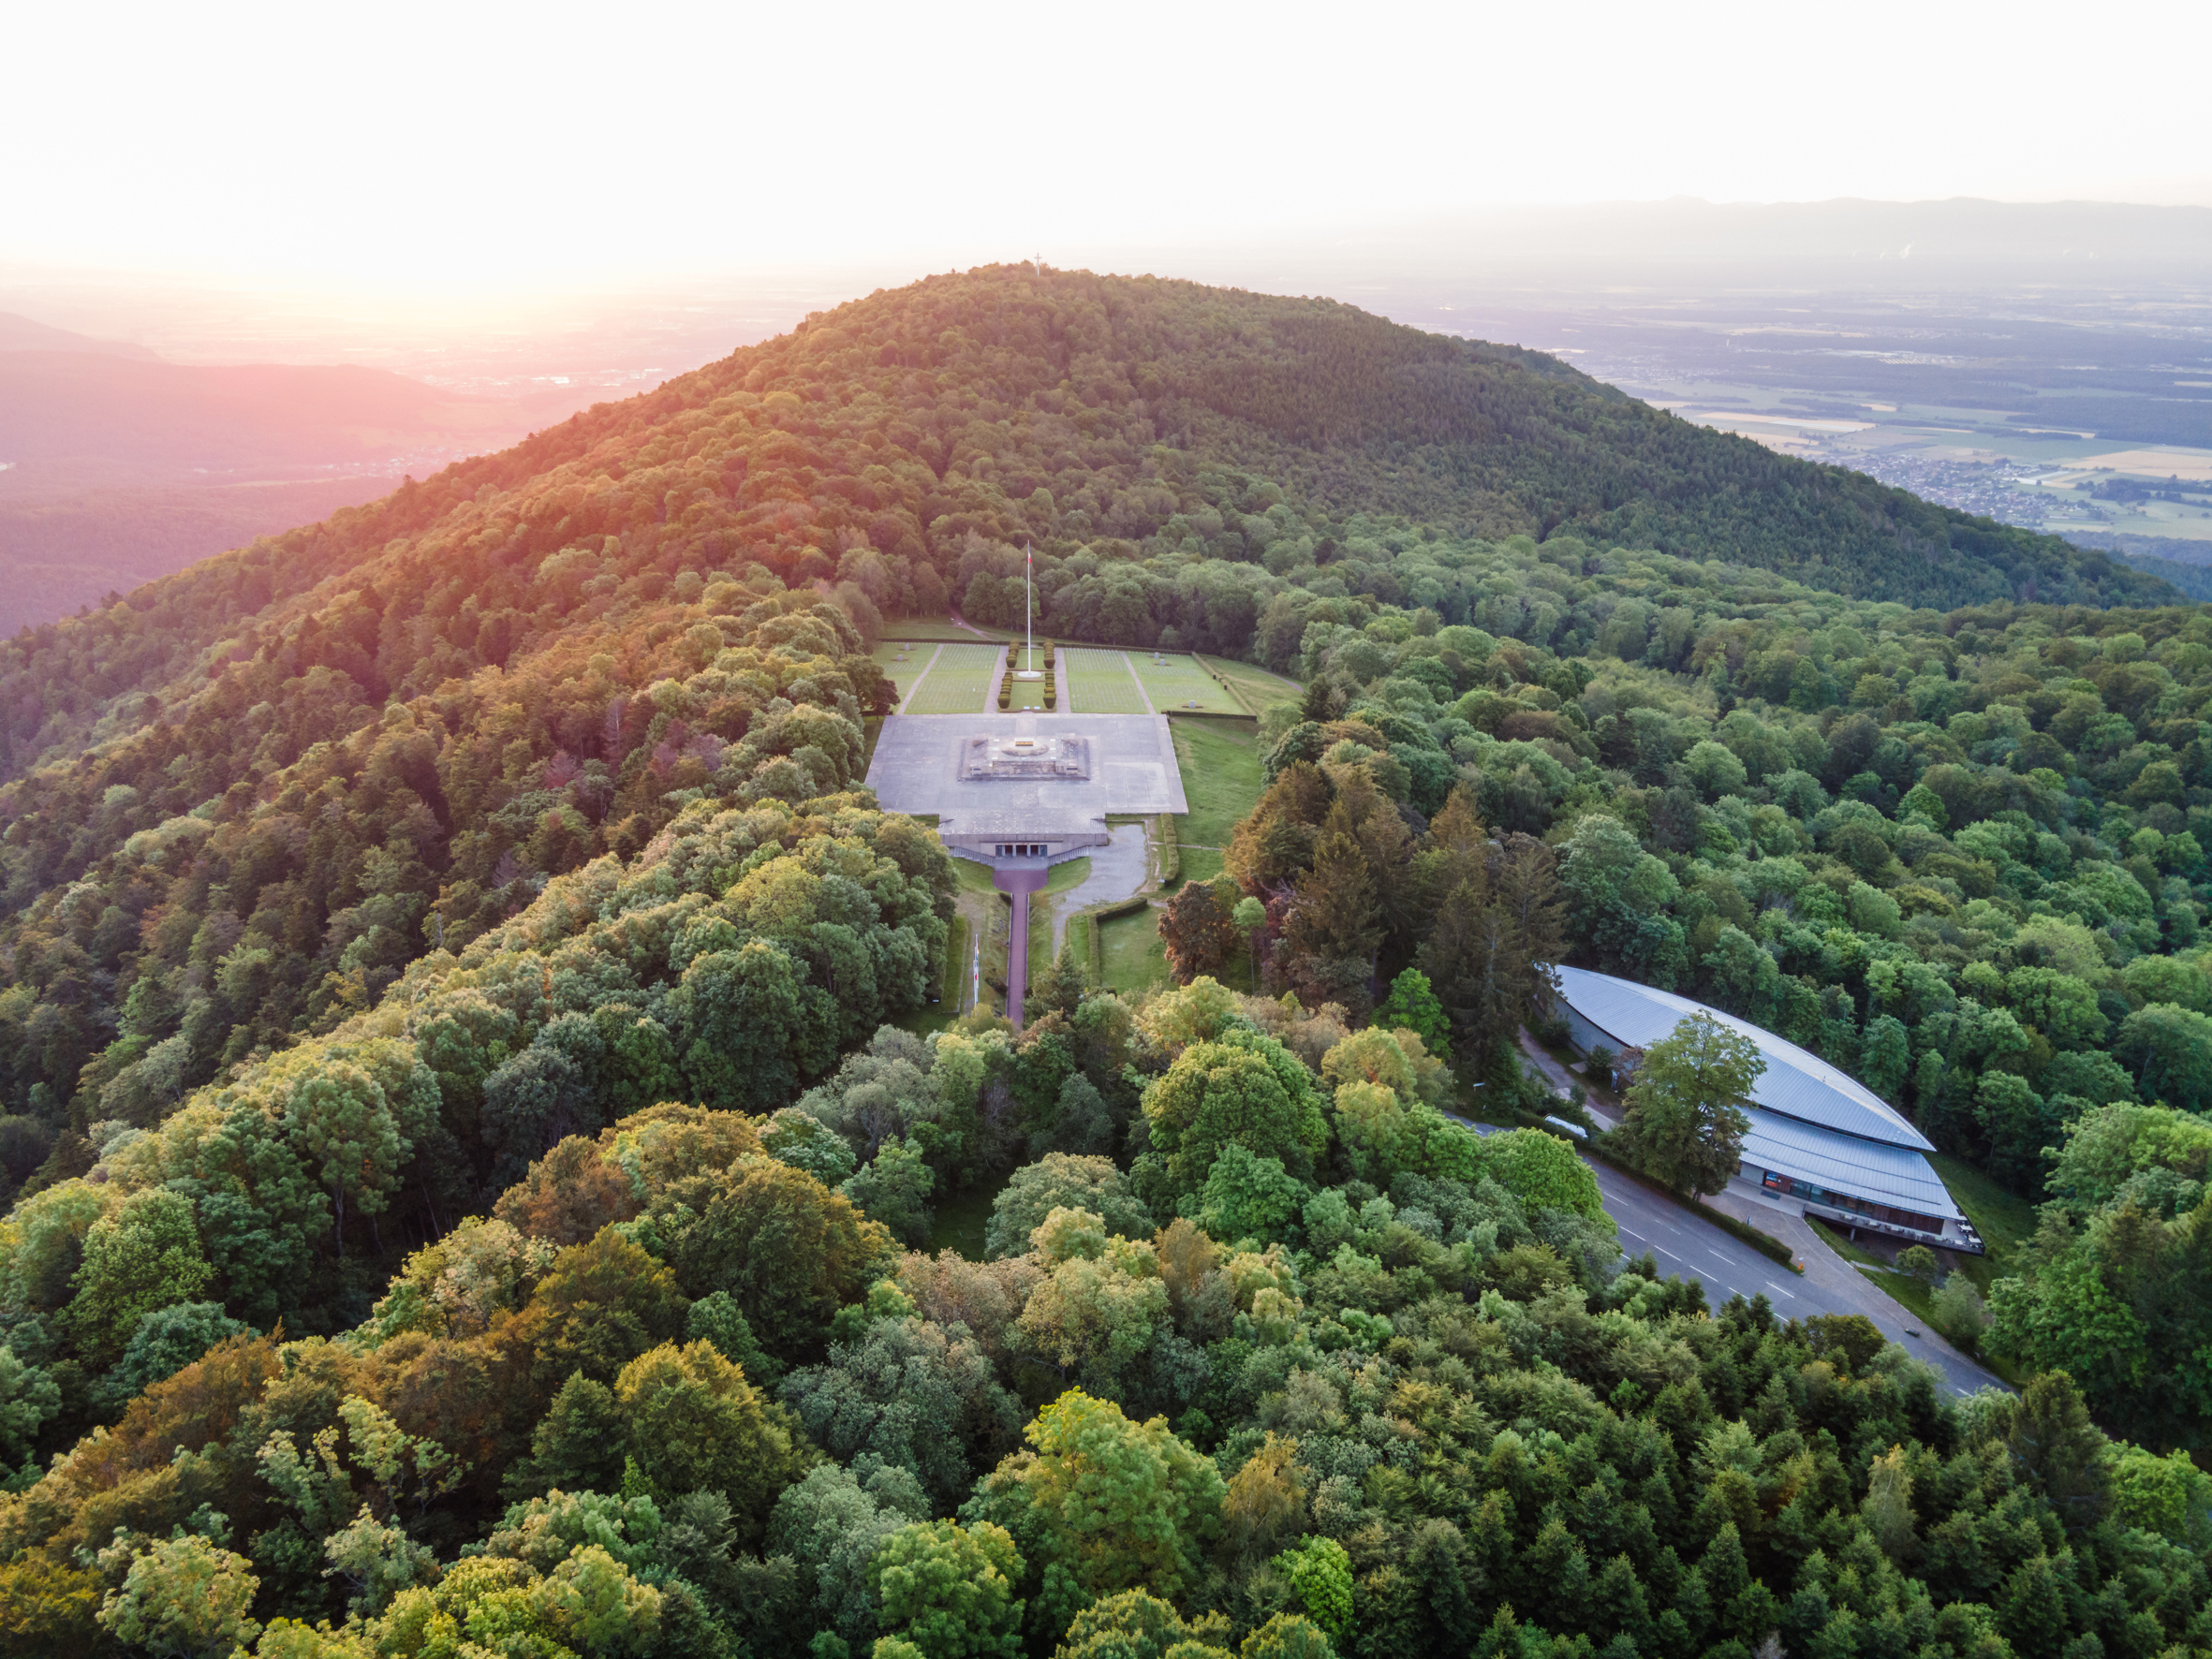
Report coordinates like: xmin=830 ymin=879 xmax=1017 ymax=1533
xmin=1170 ymin=716 xmax=1264 ymax=885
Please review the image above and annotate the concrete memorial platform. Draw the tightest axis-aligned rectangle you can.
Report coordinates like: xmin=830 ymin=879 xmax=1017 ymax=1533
xmin=864 ymin=712 xmax=1187 ymax=825
xmin=864 ymin=711 xmax=1189 ymax=1026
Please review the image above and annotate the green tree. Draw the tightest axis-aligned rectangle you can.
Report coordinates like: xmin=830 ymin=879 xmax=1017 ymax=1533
xmin=96 ymin=1534 xmax=260 ymax=1658
xmin=1373 ymin=968 xmax=1449 ymax=1050
xmin=1929 ymin=1273 xmax=1988 ymax=1351
xmin=1232 ymin=896 xmax=1267 ymax=989
xmin=2114 ymin=1002 xmax=2212 ymax=1110
xmin=2006 ymin=1370 xmax=2113 ymax=1532
xmin=992 ymin=1389 xmax=1224 ymax=1600
xmin=1895 ymin=1245 xmax=1939 ymax=1285
xmin=1272 ymin=1534 xmax=1352 ymax=1638
xmin=870 ymin=1520 xmax=1025 ymax=1659
xmin=984 ymin=1154 xmax=1153 ymax=1261
xmin=1139 ymin=1030 xmax=1330 ymax=1198
xmin=613 ymin=1341 xmax=810 ymax=1538
xmin=1620 ymin=1013 xmax=1762 ymax=1197
xmin=842 ymin=1138 xmax=936 ymax=1248
xmin=2110 ymin=1441 xmax=2212 ymax=1549
xmin=278 ymin=1059 xmax=426 ymax=1256
xmin=662 ymin=1156 xmax=893 ymax=1358
xmin=1033 ymin=944 xmax=1091 ymax=1020
xmin=770 ymin=1461 xmax=928 ymax=1644
xmin=94 ymin=1300 xmax=247 ymax=1413
xmin=1053 ymin=1590 xmax=1230 ymax=1659
xmin=517 ymin=1371 xmax=625 ymax=1496
xmin=1482 ymin=1128 xmax=1608 ymax=1223
xmin=1858 ymin=1014 xmax=1910 ymax=1102
xmin=1199 ymin=1145 xmax=1307 ymax=1246
xmin=60 ymin=1188 xmax=213 ymax=1366
xmin=1240 ymin=1614 xmax=1335 ymax=1659
xmin=1014 ymin=1220 xmax=1171 ymax=1390
xmin=0 ymin=1347 xmax=61 ymax=1468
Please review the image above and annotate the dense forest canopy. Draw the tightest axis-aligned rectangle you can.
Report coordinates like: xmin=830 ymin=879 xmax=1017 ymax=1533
xmin=0 ymin=266 xmax=2207 ymax=1659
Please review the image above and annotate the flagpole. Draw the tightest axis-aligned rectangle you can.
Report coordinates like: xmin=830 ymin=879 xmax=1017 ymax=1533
xmin=1025 ymin=543 xmax=1034 ymax=669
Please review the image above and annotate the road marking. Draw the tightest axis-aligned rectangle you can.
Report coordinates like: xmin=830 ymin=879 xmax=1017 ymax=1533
xmin=1653 ymin=1246 xmax=1682 ymax=1262
xmin=1765 ymin=1281 xmax=1796 ymax=1300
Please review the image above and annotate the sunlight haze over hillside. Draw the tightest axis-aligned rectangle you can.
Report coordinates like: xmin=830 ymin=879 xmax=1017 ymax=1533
xmin=5 ymin=0 xmax=2206 ymax=283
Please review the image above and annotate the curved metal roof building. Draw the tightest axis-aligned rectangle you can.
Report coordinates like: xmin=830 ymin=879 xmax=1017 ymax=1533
xmin=1549 ymin=965 xmax=1980 ymax=1252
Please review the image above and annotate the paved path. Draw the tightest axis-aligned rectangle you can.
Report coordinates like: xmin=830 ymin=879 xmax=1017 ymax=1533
xmin=1049 ymin=825 xmax=1148 ymax=953
xmin=982 ymin=646 xmax=1010 ymax=712
xmin=1054 ymin=650 xmax=1070 ymax=711
xmin=894 ymin=644 xmax=945 ymax=714
xmin=996 ymin=864 xmax=1046 ymax=1029
xmin=1118 ymin=652 xmax=1157 ymax=714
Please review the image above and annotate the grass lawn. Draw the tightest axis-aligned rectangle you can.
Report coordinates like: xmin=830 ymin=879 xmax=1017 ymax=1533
xmin=1927 ymin=1151 xmax=2039 ymax=1269
xmin=1062 ymin=648 xmax=1150 ymax=713
xmin=1130 ymin=651 xmax=1240 ymax=712
xmin=1199 ymin=654 xmax=1302 ymax=713
xmin=905 ymin=643 xmax=1001 ymax=714
xmin=1170 ymin=717 xmax=1263 ymax=851
xmin=1029 ymin=857 xmax=1093 ymax=980
xmin=873 ymin=640 xmax=937 ymax=704
xmin=1808 ymin=1215 xmax=2023 ymax=1381
xmin=892 ymin=1006 xmax=957 ymax=1042
xmin=932 ymin=1168 xmax=1019 ymax=1260
xmin=880 ymin=618 xmax=1010 ymax=642
xmin=948 ymin=854 xmax=1000 ymax=895
xmin=1100 ymin=904 xmax=1170 ymax=993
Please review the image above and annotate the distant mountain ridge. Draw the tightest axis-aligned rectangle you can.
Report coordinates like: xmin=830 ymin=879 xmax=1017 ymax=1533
xmin=0 ymin=309 xmax=159 ymax=360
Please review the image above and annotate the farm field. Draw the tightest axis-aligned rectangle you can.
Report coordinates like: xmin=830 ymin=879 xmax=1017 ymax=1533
xmin=903 ymin=642 xmax=1001 ymax=713
xmin=1062 ymin=647 xmax=1150 ymax=713
xmin=873 ymin=640 xmax=937 ymax=704
xmin=1129 ymin=649 xmax=1240 ymax=712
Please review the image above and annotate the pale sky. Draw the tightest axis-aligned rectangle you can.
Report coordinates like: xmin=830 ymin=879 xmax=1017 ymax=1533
xmin=8 ymin=0 xmax=2209 ymax=285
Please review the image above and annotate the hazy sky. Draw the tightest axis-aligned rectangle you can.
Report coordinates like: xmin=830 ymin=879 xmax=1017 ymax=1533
xmin=9 ymin=0 xmax=2209 ymax=285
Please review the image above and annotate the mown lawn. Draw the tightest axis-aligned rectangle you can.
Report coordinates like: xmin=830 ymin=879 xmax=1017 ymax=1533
xmin=1062 ymin=648 xmax=1149 ymax=713
xmin=1200 ymin=654 xmax=1303 ymax=714
xmin=1130 ymin=651 xmax=1238 ymax=712
xmin=1100 ymin=904 xmax=1169 ymax=993
xmin=1171 ymin=717 xmax=1263 ymax=856
xmin=905 ymin=643 xmax=1000 ymax=713
xmin=873 ymin=640 xmax=937 ymax=704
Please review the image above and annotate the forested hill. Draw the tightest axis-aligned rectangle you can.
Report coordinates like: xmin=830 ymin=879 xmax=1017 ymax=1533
xmin=0 ymin=265 xmax=2164 ymax=763
xmin=5 ymin=268 xmax=2212 ymax=1659
xmin=0 ymin=264 xmax=2174 ymax=1174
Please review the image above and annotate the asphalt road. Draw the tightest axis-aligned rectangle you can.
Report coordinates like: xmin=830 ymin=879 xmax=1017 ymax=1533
xmin=1465 ymin=1115 xmax=2003 ymax=1397
xmin=1585 ymin=1156 xmax=2004 ymax=1397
